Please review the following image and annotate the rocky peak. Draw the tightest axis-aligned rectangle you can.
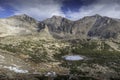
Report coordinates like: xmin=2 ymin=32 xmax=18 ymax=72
xmin=7 ymin=14 xmax=37 ymax=23
xmin=15 ymin=14 xmax=29 ymax=18
xmin=92 ymin=14 xmax=102 ymax=17
xmin=8 ymin=14 xmax=29 ymax=19
xmin=47 ymin=15 xmax=72 ymax=22
xmin=51 ymin=15 xmax=63 ymax=19
xmin=42 ymin=15 xmax=73 ymax=34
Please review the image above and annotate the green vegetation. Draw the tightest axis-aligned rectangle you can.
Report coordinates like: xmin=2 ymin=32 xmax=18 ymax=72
xmin=54 ymin=40 xmax=120 ymax=79
xmin=0 ymin=38 xmax=120 ymax=79
xmin=71 ymin=41 xmax=120 ymax=67
xmin=0 ymin=40 xmax=64 ymax=63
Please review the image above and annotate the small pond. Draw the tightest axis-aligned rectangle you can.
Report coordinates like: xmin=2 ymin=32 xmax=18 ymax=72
xmin=63 ymin=55 xmax=84 ymax=61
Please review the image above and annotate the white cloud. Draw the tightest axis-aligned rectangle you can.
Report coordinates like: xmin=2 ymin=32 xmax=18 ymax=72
xmin=7 ymin=0 xmax=120 ymax=21
xmin=65 ymin=0 xmax=120 ymax=20
xmin=9 ymin=0 xmax=65 ymax=20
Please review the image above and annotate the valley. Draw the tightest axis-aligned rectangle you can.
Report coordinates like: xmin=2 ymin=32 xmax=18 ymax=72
xmin=0 ymin=14 xmax=120 ymax=80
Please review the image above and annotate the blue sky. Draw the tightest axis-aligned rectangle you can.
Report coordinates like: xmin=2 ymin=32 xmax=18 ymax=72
xmin=0 ymin=0 xmax=120 ymax=20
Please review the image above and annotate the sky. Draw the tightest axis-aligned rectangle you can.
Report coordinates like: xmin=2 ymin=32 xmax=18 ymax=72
xmin=0 ymin=0 xmax=120 ymax=21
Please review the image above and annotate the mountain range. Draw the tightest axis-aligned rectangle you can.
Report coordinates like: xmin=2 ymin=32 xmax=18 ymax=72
xmin=0 ymin=14 xmax=120 ymax=40
xmin=0 ymin=14 xmax=120 ymax=80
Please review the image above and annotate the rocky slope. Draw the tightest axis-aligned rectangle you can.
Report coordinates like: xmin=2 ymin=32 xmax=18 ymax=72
xmin=0 ymin=14 xmax=39 ymax=37
xmin=43 ymin=14 xmax=120 ymax=39
xmin=1 ymin=14 xmax=120 ymax=80
xmin=42 ymin=16 xmax=74 ymax=39
xmin=1 ymin=14 xmax=120 ymax=40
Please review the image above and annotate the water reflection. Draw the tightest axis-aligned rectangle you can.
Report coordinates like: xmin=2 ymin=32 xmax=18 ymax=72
xmin=63 ymin=55 xmax=84 ymax=61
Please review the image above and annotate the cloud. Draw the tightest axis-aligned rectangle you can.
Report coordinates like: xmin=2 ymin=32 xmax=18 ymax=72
xmin=3 ymin=0 xmax=120 ymax=21
xmin=8 ymin=0 xmax=65 ymax=20
xmin=0 ymin=7 xmax=4 ymax=11
xmin=65 ymin=0 xmax=120 ymax=20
